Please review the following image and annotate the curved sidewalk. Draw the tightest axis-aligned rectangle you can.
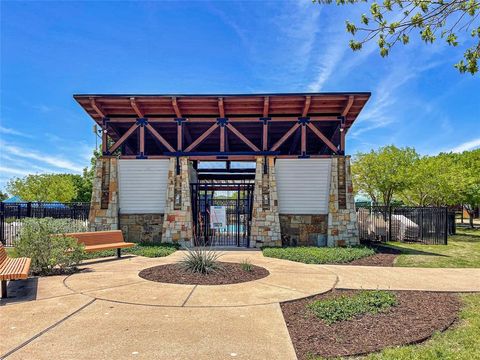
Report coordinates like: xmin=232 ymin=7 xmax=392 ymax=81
xmin=1 ymin=250 xmax=479 ymax=360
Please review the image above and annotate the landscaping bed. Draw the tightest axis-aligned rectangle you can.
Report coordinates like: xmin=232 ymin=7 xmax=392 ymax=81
xmin=262 ymin=246 xmax=376 ymax=264
xmin=281 ymin=289 xmax=460 ymax=359
xmin=138 ymin=262 xmax=269 ymax=285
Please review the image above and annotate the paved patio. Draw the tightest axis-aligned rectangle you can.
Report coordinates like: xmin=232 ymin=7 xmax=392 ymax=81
xmin=1 ymin=250 xmax=480 ymax=359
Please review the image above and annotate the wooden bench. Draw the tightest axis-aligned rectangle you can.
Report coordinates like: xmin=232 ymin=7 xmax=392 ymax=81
xmin=64 ymin=230 xmax=135 ymax=258
xmin=0 ymin=244 xmax=31 ymax=298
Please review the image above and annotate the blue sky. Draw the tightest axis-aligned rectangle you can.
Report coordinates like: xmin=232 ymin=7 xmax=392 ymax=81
xmin=1 ymin=0 xmax=479 ymax=191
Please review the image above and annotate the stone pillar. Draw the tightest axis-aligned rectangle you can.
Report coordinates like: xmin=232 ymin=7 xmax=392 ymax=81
xmin=161 ymin=157 xmax=194 ymax=246
xmin=250 ymin=156 xmax=281 ymax=248
xmin=89 ymin=157 xmax=119 ymax=231
xmin=327 ymin=156 xmax=359 ymax=246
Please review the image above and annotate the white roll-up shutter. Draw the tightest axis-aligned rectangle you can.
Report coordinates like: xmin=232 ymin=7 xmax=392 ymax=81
xmin=275 ymin=159 xmax=331 ymax=214
xmin=118 ymin=160 xmax=169 ymax=214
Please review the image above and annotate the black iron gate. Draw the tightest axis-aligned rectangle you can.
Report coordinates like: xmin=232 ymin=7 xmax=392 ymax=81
xmin=191 ymin=183 xmax=254 ymax=247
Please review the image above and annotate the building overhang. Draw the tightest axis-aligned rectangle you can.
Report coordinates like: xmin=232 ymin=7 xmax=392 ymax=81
xmin=74 ymin=92 xmax=370 ymax=159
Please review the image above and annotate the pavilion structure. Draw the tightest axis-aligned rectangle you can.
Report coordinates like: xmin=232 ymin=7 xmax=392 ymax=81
xmin=75 ymin=93 xmax=370 ymax=248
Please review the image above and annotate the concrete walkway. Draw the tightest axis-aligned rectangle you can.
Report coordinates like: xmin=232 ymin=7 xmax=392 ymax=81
xmin=1 ymin=250 xmax=479 ymax=360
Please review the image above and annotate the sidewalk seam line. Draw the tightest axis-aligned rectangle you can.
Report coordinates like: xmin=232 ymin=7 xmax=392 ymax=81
xmin=0 ymin=298 xmax=96 ymax=359
xmin=181 ymin=285 xmax=198 ymax=307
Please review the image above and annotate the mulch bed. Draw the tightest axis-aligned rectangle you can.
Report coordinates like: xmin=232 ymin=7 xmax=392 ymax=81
xmin=138 ymin=262 xmax=269 ymax=285
xmin=281 ymin=289 xmax=460 ymax=359
xmin=347 ymin=244 xmax=401 ymax=267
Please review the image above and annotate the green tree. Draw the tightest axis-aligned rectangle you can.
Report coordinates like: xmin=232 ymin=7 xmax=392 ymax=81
xmin=352 ymin=145 xmax=419 ymax=206
xmin=314 ymin=0 xmax=480 ymax=74
xmin=400 ymin=153 xmax=465 ymax=206
xmin=460 ymin=149 xmax=480 ymax=228
xmin=6 ymin=174 xmax=77 ymax=202
xmin=0 ymin=191 xmax=8 ymax=201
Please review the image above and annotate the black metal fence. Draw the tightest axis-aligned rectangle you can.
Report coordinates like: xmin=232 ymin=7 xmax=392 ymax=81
xmin=191 ymin=183 xmax=254 ymax=247
xmin=357 ymin=205 xmax=455 ymax=245
xmin=0 ymin=202 xmax=90 ymax=246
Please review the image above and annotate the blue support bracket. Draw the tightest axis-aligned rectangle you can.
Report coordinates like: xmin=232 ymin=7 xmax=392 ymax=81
xmin=175 ymin=117 xmax=186 ymax=125
xmin=136 ymin=118 xmax=148 ymax=126
xmin=102 ymin=117 xmax=110 ymax=127
xmin=298 ymin=153 xmax=310 ymax=159
xmin=216 ymin=117 xmax=228 ymax=127
xmin=297 ymin=117 xmax=310 ymax=125
xmin=136 ymin=153 xmax=148 ymax=159
xmin=259 ymin=117 xmax=271 ymax=125
xmin=337 ymin=115 xmax=346 ymax=126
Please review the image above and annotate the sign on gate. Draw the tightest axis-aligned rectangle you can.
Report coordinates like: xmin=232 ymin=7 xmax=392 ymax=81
xmin=210 ymin=206 xmax=226 ymax=229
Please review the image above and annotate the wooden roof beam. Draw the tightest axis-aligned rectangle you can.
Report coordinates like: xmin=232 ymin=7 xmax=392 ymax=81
xmin=306 ymin=123 xmax=338 ymax=153
xmin=184 ymin=123 xmax=219 ymax=152
xmin=172 ymin=97 xmax=182 ymax=118
xmin=218 ymin=97 xmax=225 ymax=118
xmin=302 ymin=96 xmax=311 ymax=117
xmin=130 ymin=97 xmax=144 ymax=118
xmin=145 ymin=124 xmax=175 ymax=152
xmin=89 ymin=98 xmax=106 ymax=118
xmin=263 ymin=96 xmax=269 ymax=118
xmin=270 ymin=123 xmax=301 ymax=151
xmin=341 ymin=95 xmax=354 ymax=117
xmin=225 ymin=123 xmax=260 ymax=152
xmin=108 ymin=123 xmax=139 ymax=154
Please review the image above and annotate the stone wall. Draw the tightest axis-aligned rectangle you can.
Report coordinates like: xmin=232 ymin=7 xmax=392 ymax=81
xmin=279 ymin=214 xmax=328 ymax=246
xmin=250 ymin=156 xmax=282 ymax=248
xmin=89 ymin=157 xmax=119 ymax=231
xmin=327 ymin=156 xmax=359 ymax=246
xmin=119 ymin=214 xmax=164 ymax=243
xmin=161 ymin=157 xmax=194 ymax=246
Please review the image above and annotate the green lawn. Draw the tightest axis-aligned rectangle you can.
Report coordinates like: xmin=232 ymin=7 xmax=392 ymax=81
xmin=386 ymin=228 xmax=480 ymax=268
xmin=262 ymin=246 xmax=375 ymax=264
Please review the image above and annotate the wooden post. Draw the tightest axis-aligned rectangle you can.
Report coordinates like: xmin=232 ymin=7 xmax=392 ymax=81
xmin=102 ymin=118 xmax=108 ymax=154
xmin=220 ymin=126 xmax=225 ymax=152
xmin=301 ymin=123 xmax=306 ymax=155
xmin=177 ymin=120 xmax=183 ymax=151
xmin=139 ymin=122 xmax=145 ymax=157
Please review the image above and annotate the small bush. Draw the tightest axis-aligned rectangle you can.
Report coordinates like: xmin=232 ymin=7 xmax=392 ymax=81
xmin=180 ymin=246 xmax=222 ymax=274
xmin=82 ymin=242 xmax=179 ymax=259
xmin=15 ymin=218 xmax=86 ymax=275
xmin=262 ymin=246 xmax=375 ymax=264
xmin=240 ymin=258 xmax=253 ymax=272
xmin=308 ymin=291 xmax=397 ymax=324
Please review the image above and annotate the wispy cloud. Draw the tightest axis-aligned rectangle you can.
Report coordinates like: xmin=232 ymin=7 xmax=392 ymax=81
xmin=0 ymin=126 xmax=34 ymax=138
xmin=0 ymin=166 xmax=32 ymax=177
xmin=1 ymin=141 xmax=85 ymax=173
xmin=450 ymin=138 xmax=480 ymax=153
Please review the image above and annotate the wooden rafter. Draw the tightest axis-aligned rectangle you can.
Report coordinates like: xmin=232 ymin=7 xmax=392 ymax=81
xmin=218 ymin=98 xmax=225 ymax=118
xmin=145 ymin=124 xmax=175 ymax=152
xmin=270 ymin=123 xmax=301 ymax=151
xmin=341 ymin=95 xmax=354 ymax=117
xmin=306 ymin=123 xmax=338 ymax=153
xmin=89 ymin=98 xmax=105 ymax=118
xmin=263 ymin=96 xmax=269 ymax=118
xmin=130 ymin=97 xmax=144 ymax=118
xmin=184 ymin=123 xmax=219 ymax=152
xmin=302 ymin=96 xmax=311 ymax=117
xmin=172 ymin=97 xmax=182 ymax=118
xmin=108 ymin=123 xmax=139 ymax=154
xmin=225 ymin=123 xmax=260 ymax=152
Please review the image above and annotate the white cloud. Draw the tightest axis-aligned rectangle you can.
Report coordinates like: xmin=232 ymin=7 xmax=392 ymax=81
xmin=1 ymin=142 xmax=84 ymax=173
xmin=0 ymin=126 xmax=33 ymax=138
xmin=307 ymin=41 xmax=346 ymax=92
xmin=0 ymin=166 xmax=32 ymax=177
xmin=450 ymin=138 xmax=480 ymax=153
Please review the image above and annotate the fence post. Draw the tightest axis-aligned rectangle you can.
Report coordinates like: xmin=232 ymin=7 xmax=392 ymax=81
xmin=388 ymin=206 xmax=392 ymax=242
xmin=444 ymin=207 xmax=448 ymax=245
xmin=27 ymin=202 xmax=32 ymax=217
xmin=0 ymin=202 xmax=4 ymax=245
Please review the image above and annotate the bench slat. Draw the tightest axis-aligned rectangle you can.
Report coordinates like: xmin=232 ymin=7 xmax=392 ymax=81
xmin=84 ymin=242 xmax=135 ymax=252
xmin=0 ymin=258 xmax=31 ymax=280
xmin=65 ymin=230 xmax=124 ymax=246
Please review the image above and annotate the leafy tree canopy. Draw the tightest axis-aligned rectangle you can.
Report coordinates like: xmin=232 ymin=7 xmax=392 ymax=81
xmin=314 ymin=0 xmax=480 ymax=74
xmin=6 ymin=174 xmax=77 ymax=202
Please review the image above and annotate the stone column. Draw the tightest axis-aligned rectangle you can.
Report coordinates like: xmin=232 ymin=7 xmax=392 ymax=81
xmin=88 ymin=157 xmax=119 ymax=231
xmin=327 ymin=156 xmax=359 ymax=246
xmin=250 ymin=156 xmax=281 ymax=248
xmin=161 ymin=157 xmax=194 ymax=246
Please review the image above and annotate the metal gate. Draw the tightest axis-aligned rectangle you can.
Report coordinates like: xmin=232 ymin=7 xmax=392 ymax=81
xmin=190 ymin=183 xmax=254 ymax=247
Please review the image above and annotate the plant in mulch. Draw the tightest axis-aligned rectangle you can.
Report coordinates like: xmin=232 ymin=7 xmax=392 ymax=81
xmin=240 ymin=258 xmax=253 ymax=272
xmin=308 ymin=290 xmax=397 ymax=324
xmin=262 ymin=246 xmax=375 ymax=264
xmin=179 ymin=245 xmax=223 ymax=274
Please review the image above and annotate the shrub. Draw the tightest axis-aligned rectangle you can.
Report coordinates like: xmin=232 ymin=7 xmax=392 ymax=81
xmin=308 ymin=291 xmax=397 ymax=324
xmin=240 ymin=258 xmax=253 ymax=272
xmin=15 ymin=218 xmax=86 ymax=275
xmin=262 ymin=246 xmax=375 ymax=264
xmin=180 ymin=246 xmax=222 ymax=274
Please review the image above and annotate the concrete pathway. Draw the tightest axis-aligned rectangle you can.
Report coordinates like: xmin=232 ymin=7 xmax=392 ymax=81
xmin=1 ymin=250 xmax=479 ymax=359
